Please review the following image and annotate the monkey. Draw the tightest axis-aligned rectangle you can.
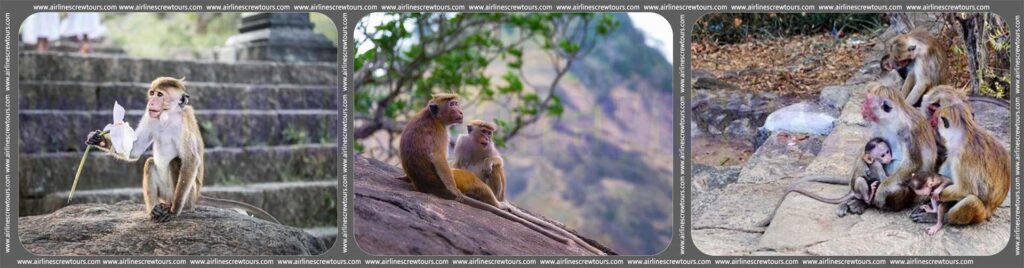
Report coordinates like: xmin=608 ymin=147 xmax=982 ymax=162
xmin=857 ymin=83 xmax=939 ymax=212
xmin=909 ymin=104 xmax=1010 ymax=228
xmin=398 ymin=93 xmax=604 ymax=254
xmin=883 ymin=28 xmax=945 ymax=108
xmin=756 ymin=137 xmax=891 ymax=227
xmin=879 ymin=54 xmax=913 ymax=81
xmin=451 ymin=119 xmax=604 ymax=254
xmin=85 ymin=77 xmax=279 ymax=224
xmin=919 ymin=85 xmax=1009 ymax=121
xmin=902 ymin=171 xmax=952 ymax=235
xmin=453 ymin=120 xmax=506 ymax=201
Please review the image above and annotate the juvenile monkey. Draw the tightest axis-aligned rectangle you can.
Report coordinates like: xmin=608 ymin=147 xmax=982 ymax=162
xmin=86 ymin=77 xmax=278 ymax=223
xmin=910 ymin=104 xmax=1010 ymax=227
xmin=453 ymin=120 xmax=505 ymax=201
xmin=398 ymin=93 xmax=603 ymax=254
xmin=883 ymin=28 xmax=945 ymax=107
xmin=903 ymin=171 xmax=952 ymax=235
xmin=452 ymin=120 xmax=603 ymax=254
xmin=858 ymin=83 xmax=939 ymax=212
xmin=756 ymin=138 xmax=891 ymax=227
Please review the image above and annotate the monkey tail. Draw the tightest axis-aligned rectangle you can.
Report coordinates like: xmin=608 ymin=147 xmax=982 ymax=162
xmin=967 ymin=95 xmax=1010 ymax=109
xmin=755 ymin=188 xmax=854 ymax=227
xmin=202 ymin=197 xmax=282 ymax=224
xmin=503 ymin=202 xmax=606 ymax=255
xmin=456 ymin=195 xmax=575 ymax=245
xmin=792 ymin=175 xmax=850 ymax=185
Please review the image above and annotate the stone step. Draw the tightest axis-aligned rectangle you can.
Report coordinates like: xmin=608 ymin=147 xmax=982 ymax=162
xmin=19 ymin=144 xmax=337 ymax=198
xmin=20 ymin=110 xmax=336 ymax=153
xmin=20 ymin=81 xmax=337 ymax=110
xmin=304 ymin=227 xmax=339 ymax=250
xmin=22 ymin=180 xmax=339 ymax=228
xmin=19 ymin=52 xmax=337 ymax=85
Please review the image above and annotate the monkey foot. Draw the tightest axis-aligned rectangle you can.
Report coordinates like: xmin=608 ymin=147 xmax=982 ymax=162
xmin=150 ymin=203 xmax=172 ymax=222
xmin=845 ymin=199 xmax=868 ymax=215
xmin=909 ymin=207 xmax=938 ymax=223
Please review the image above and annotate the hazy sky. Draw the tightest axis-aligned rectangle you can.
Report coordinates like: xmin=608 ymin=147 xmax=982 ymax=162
xmin=627 ymin=13 xmax=673 ymax=64
xmin=356 ymin=13 xmax=673 ymax=64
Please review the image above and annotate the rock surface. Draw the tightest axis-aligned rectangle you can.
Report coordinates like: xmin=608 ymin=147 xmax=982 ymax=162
xmin=18 ymin=202 xmax=327 ymax=255
xmin=692 ymin=25 xmax=1012 ymax=256
xmin=353 ymin=155 xmax=613 ymax=255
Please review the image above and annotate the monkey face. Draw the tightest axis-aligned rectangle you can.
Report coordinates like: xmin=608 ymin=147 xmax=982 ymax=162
xmin=862 ymin=85 xmax=909 ymax=124
xmin=146 ymin=88 xmax=171 ymax=119
xmin=933 ymin=106 xmax=968 ymax=151
xmin=887 ymin=35 xmax=920 ymax=68
xmin=440 ymin=99 xmax=464 ymax=125
xmin=872 ymin=143 xmax=893 ymax=165
xmin=920 ymin=86 xmax=968 ymax=127
xmin=473 ymin=126 xmax=493 ymax=147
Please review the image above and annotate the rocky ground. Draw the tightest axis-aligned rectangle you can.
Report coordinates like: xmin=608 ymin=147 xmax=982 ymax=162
xmin=352 ymin=155 xmax=614 ymax=255
xmin=19 ymin=202 xmax=327 ymax=255
xmin=691 ymin=23 xmax=1012 ymax=256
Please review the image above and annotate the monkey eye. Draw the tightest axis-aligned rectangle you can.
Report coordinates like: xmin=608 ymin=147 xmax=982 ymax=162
xmin=881 ymin=102 xmax=892 ymax=113
xmin=907 ymin=45 xmax=916 ymax=52
xmin=941 ymin=117 xmax=950 ymax=128
xmin=157 ymin=92 xmax=164 ymax=97
xmin=449 ymin=101 xmax=458 ymax=107
xmin=148 ymin=90 xmax=155 ymax=96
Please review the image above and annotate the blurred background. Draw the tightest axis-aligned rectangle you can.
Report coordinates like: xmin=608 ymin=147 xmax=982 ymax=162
xmin=354 ymin=13 xmax=673 ymax=255
xmin=19 ymin=12 xmax=339 ymax=245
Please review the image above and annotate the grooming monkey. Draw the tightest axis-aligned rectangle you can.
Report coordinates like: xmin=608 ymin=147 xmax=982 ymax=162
xmin=919 ymin=85 xmax=1009 ymax=120
xmin=86 ymin=77 xmax=279 ymax=223
xmin=909 ymin=104 xmax=1010 ymax=227
xmin=883 ymin=32 xmax=1008 ymax=111
xmin=756 ymin=138 xmax=890 ymax=227
xmin=858 ymin=83 xmax=939 ymax=212
xmin=399 ymin=93 xmax=603 ymax=254
xmin=903 ymin=171 xmax=952 ymax=235
xmin=883 ymin=28 xmax=945 ymax=107
xmin=452 ymin=120 xmax=604 ymax=254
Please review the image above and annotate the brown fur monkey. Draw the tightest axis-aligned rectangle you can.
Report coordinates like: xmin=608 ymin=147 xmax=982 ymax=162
xmin=398 ymin=93 xmax=605 ymax=253
xmin=756 ymin=138 xmax=890 ymax=227
xmin=903 ymin=171 xmax=952 ymax=235
xmin=858 ymin=83 xmax=939 ymax=212
xmin=910 ymin=104 xmax=1010 ymax=227
xmin=884 ymin=28 xmax=945 ymax=107
xmin=452 ymin=120 xmax=603 ymax=254
xmin=86 ymin=77 xmax=279 ymax=223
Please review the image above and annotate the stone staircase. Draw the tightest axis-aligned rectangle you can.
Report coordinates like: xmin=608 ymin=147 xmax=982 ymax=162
xmin=18 ymin=52 xmax=338 ymax=244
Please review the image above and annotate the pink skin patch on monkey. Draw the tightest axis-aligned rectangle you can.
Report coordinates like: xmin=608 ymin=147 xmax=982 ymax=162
xmin=862 ymin=94 xmax=878 ymax=122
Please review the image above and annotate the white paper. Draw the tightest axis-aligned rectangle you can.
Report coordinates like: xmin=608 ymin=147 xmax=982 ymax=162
xmin=103 ymin=101 xmax=135 ymax=158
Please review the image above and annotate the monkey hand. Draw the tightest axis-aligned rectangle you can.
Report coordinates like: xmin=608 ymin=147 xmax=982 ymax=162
xmin=150 ymin=203 xmax=173 ymax=222
xmin=926 ymin=223 xmax=942 ymax=235
xmin=910 ymin=206 xmax=938 ymax=223
xmin=85 ymin=130 xmax=110 ymax=149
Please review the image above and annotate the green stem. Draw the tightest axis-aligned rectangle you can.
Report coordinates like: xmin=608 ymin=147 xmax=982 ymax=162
xmin=68 ymin=145 xmax=92 ymax=204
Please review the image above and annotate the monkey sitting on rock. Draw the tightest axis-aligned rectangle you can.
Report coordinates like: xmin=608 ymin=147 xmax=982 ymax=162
xmin=756 ymin=137 xmax=892 ymax=226
xmin=86 ymin=77 xmax=279 ymax=223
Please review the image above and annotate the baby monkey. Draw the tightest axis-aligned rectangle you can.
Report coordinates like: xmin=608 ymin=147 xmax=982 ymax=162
xmin=757 ymin=138 xmax=892 ymax=226
xmin=904 ymin=171 xmax=952 ymax=235
xmin=857 ymin=137 xmax=893 ymax=204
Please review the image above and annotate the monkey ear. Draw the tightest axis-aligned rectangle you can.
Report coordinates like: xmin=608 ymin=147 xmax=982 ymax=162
xmin=429 ymin=103 xmax=439 ymax=116
xmin=179 ymin=93 xmax=190 ymax=107
xmin=862 ymin=155 xmax=873 ymax=164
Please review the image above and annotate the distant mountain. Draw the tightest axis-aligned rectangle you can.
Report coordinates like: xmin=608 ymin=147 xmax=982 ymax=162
xmin=500 ymin=14 xmax=673 ymax=255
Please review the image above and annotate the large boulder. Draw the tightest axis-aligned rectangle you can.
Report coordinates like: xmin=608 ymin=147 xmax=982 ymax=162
xmin=18 ymin=202 xmax=327 ymax=255
xmin=353 ymin=155 xmax=613 ymax=255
